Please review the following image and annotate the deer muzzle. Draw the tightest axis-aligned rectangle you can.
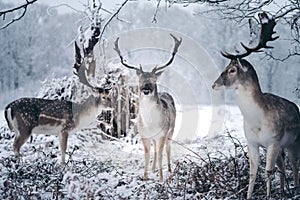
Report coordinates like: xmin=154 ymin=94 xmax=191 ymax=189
xmin=141 ymin=83 xmax=154 ymax=95
xmin=212 ymin=78 xmax=225 ymax=90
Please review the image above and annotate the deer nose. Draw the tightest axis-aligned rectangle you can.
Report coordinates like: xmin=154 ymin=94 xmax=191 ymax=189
xmin=143 ymin=90 xmax=150 ymax=95
xmin=141 ymin=83 xmax=154 ymax=95
xmin=212 ymin=83 xmax=217 ymax=89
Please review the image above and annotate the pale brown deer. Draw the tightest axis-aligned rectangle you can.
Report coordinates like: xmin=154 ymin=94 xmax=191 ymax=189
xmin=114 ymin=34 xmax=181 ymax=182
xmin=4 ymin=34 xmax=111 ymax=164
xmin=212 ymin=12 xmax=300 ymax=199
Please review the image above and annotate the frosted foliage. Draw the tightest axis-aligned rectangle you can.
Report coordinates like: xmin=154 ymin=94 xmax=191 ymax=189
xmin=35 ymin=63 xmax=119 ymax=103
xmin=36 ymin=76 xmax=89 ymax=103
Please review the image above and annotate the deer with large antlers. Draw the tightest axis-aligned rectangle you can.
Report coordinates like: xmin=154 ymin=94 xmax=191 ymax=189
xmin=212 ymin=12 xmax=300 ymax=199
xmin=114 ymin=34 xmax=182 ymax=182
xmin=4 ymin=27 xmax=111 ymax=164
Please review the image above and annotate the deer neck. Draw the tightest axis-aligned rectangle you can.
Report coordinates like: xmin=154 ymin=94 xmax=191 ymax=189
xmin=139 ymin=87 xmax=160 ymax=109
xmin=236 ymin=79 xmax=264 ymax=125
xmin=138 ymin=87 xmax=163 ymax=129
xmin=73 ymin=95 xmax=102 ymax=129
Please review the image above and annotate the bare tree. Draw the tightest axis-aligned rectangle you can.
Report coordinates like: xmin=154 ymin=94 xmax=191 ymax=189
xmin=159 ymin=0 xmax=300 ymax=60
xmin=0 ymin=0 xmax=38 ymax=30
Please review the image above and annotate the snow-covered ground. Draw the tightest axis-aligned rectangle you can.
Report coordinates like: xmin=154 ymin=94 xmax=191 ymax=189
xmin=0 ymin=105 xmax=245 ymax=168
xmin=5 ymin=103 xmax=299 ymax=199
xmin=0 ymin=105 xmax=251 ymax=199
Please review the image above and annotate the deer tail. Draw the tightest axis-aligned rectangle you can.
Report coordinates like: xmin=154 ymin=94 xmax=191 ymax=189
xmin=4 ymin=106 xmax=14 ymax=131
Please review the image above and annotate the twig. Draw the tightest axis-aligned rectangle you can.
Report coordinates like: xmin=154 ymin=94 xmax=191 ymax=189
xmin=170 ymin=138 xmax=237 ymax=193
xmin=152 ymin=0 xmax=162 ymax=23
xmin=99 ymin=0 xmax=130 ymax=41
xmin=47 ymin=4 xmax=85 ymax=16
xmin=0 ymin=0 xmax=38 ymax=30
xmin=168 ymin=138 xmax=207 ymax=163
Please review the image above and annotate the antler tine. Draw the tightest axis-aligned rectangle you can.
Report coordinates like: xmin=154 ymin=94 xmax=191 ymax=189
xmin=220 ymin=51 xmax=238 ymax=60
xmin=170 ymin=33 xmax=182 ymax=55
xmin=221 ymin=11 xmax=279 ymax=60
xmin=153 ymin=33 xmax=182 ymax=73
xmin=73 ymin=42 xmax=96 ymax=89
xmin=113 ymin=37 xmax=140 ymax=71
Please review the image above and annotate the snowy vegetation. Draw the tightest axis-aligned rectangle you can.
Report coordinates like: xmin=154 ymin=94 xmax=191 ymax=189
xmin=0 ymin=0 xmax=299 ymax=199
xmin=1 ymin=109 xmax=299 ymax=199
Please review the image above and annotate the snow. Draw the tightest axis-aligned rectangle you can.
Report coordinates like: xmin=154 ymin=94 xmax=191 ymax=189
xmin=0 ymin=105 xmax=250 ymax=199
xmin=2 ymin=103 xmax=300 ymax=199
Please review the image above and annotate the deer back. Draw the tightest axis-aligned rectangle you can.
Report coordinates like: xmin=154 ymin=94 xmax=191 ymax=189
xmin=5 ymin=98 xmax=74 ymax=134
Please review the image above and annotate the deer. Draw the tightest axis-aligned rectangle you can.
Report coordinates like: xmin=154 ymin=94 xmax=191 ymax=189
xmin=4 ymin=28 xmax=112 ymax=164
xmin=212 ymin=12 xmax=300 ymax=199
xmin=113 ymin=34 xmax=182 ymax=182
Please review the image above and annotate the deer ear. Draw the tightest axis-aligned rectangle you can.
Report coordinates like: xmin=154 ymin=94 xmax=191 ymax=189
xmin=237 ymin=59 xmax=248 ymax=72
xmin=136 ymin=70 xmax=141 ymax=76
xmin=136 ymin=65 xmax=143 ymax=75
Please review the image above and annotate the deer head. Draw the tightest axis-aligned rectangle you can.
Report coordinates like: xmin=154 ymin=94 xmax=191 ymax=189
xmin=113 ymin=34 xmax=182 ymax=96
xmin=212 ymin=12 xmax=279 ymax=91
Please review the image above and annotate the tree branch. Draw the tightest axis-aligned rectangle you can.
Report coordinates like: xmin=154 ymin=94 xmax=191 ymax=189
xmin=152 ymin=0 xmax=162 ymax=23
xmin=169 ymin=0 xmax=300 ymax=60
xmin=168 ymin=0 xmax=228 ymax=3
xmin=99 ymin=0 xmax=130 ymax=41
xmin=0 ymin=0 xmax=38 ymax=30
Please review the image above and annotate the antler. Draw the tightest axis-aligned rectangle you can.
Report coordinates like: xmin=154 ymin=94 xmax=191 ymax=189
xmin=221 ymin=12 xmax=279 ymax=60
xmin=73 ymin=42 xmax=96 ymax=89
xmin=113 ymin=37 xmax=140 ymax=71
xmin=79 ymin=25 xmax=100 ymax=57
xmin=152 ymin=33 xmax=182 ymax=73
xmin=114 ymin=34 xmax=182 ymax=73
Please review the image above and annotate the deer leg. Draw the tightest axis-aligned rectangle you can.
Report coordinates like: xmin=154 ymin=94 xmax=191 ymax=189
xmin=158 ymin=137 xmax=166 ymax=182
xmin=141 ymin=138 xmax=151 ymax=181
xmin=13 ymin=129 xmax=31 ymax=161
xmin=152 ymin=140 xmax=157 ymax=173
xmin=247 ymin=145 xmax=260 ymax=199
xmin=266 ymin=143 xmax=280 ymax=198
xmin=59 ymin=131 xmax=69 ymax=164
xmin=287 ymin=147 xmax=299 ymax=194
xmin=276 ymin=149 xmax=285 ymax=195
xmin=166 ymin=136 xmax=172 ymax=173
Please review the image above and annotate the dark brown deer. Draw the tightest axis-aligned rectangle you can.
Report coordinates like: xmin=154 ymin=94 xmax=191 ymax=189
xmin=114 ymin=34 xmax=181 ymax=182
xmin=4 ymin=35 xmax=111 ymax=164
xmin=212 ymin=12 xmax=300 ymax=199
